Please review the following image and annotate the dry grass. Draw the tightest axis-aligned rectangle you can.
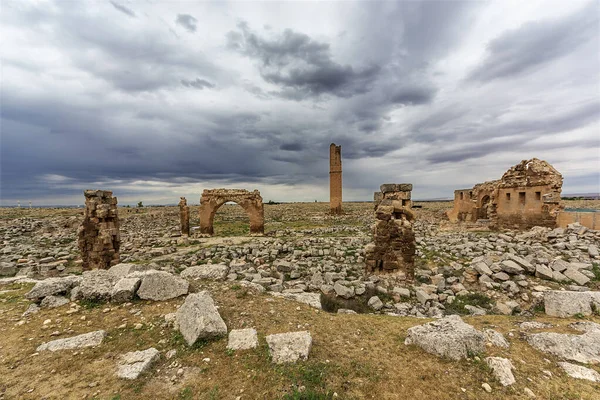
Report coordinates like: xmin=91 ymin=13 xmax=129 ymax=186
xmin=1 ymin=281 xmax=599 ymax=400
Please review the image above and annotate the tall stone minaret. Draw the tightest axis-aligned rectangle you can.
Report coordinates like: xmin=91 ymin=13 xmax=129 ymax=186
xmin=329 ymin=143 xmax=342 ymax=214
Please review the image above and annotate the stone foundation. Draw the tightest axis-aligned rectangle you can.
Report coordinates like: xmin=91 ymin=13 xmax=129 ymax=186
xmin=77 ymin=190 xmax=120 ymax=270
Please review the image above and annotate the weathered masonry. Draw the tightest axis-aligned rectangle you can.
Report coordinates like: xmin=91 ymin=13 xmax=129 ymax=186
xmin=199 ymin=189 xmax=264 ymax=235
xmin=329 ymin=143 xmax=342 ymax=215
xmin=77 ymin=190 xmax=120 ymax=270
xmin=179 ymin=197 xmax=190 ymax=236
xmin=447 ymin=158 xmax=563 ymax=230
xmin=365 ymin=184 xmax=416 ymax=279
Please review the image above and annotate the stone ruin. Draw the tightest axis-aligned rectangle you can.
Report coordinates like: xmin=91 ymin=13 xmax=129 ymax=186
xmin=448 ymin=158 xmax=563 ymax=230
xmin=329 ymin=143 xmax=342 ymax=215
xmin=179 ymin=197 xmax=190 ymax=236
xmin=365 ymin=184 xmax=416 ymax=279
xmin=77 ymin=190 xmax=120 ymax=270
xmin=199 ymin=189 xmax=264 ymax=235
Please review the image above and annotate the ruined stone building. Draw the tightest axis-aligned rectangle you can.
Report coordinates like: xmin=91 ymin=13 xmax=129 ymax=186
xmin=199 ymin=189 xmax=264 ymax=235
xmin=365 ymin=184 xmax=416 ymax=279
xmin=329 ymin=143 xmax=342 ymax=214
xmin=77 ymin=190 xmax=120 ymax=270
xmin=179 ymin=197 xmax=190 ymax=236
xmin=447 ymin=158 xmax=563 ymax=230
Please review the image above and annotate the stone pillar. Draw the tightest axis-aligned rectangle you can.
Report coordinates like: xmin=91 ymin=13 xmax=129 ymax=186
xmin=179 ymin=197 xmax=190 ymax=236
xmin=77 ymin=190 xmax=120 ymax=270
xmin=329 ymin=143 xmax=342 ymax=214
xmin=365 ymin=184 xmax=415 ymax=279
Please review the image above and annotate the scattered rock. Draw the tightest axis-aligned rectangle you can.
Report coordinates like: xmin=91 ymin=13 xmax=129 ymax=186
xmin=25 ymin=276 xmax=81 ymax=301
xmin=557 ymin=362 xmax=600 ymax=382
xmin=544 ymin=291 xmax=599 ymax=318
xmin=137 ymin=271 xmax=189 ymax=301
xmin=527 ymin=330 xmax=600 ymax=364
xmin=117 ymin=348 xmax=160 ymax=379
xmin=227 ymin=328 xmax=259 ymax=350
xmin=111 ymin=277 xmax=141 ymax=303
xmin=37 ymin=330 xmax=106 ymax=352
xmin=40 ymin=295 xmax=70 ymax=309
xmin=180 ymin=264 xmax=229 ymax=281
xmin=176 ymin=292 xmax=227 ymax=346
xmin=266 ymin=331 xmax=312 ymax=364
xmin=485 ymin=357 xmax=516 ymax=386
xmin=483 ymin=329 xmax=509 ymax=349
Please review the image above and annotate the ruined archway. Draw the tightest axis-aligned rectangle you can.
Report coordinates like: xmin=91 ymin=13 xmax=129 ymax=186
xmin=199 ymin=189 xmax=264 ymax=235
xmin=479 ymin=195 xmax=491 ymax=219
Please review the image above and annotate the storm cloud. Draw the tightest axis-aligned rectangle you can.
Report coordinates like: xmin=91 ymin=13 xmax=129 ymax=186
xmin=0 ymin=0 xmax=598 ymax=205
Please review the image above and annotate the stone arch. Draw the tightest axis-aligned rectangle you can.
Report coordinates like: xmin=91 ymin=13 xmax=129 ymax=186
xmin=479 ymin=195 xmax=491 ymax=219
xmin=199 ymin=189 xmax=264 ymax=235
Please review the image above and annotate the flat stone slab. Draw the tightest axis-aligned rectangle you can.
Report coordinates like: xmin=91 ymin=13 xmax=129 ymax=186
xmin=25 ymin=276 xmax=81 ymax=301
xmin=37 ymin=330 xmax=106 ymax=352
xmin=74 ymin=270 xmax=116 ymax=301
xmin=486 ymin=357 xmax=516 ymax=386
xmin=227 ymin=328 xmax=259 ymax=350
xmin=544 ymin=291 xmax=600 ymax=318
xmin=180 ymin=264 xmax=229 ymax=281
xmin=558 ymin=362 xmax=600 ymax=382
xmin=40 ymin=295 xmax=69 ymax=309
xmin=176 ymin=291 xmax=227 ymax=346
xmin=137 ymin=271 xmax=189 ymax=301
xmin=117 ymin=348 xmax=160 ymax=380
xmin=111 ymin=277 xmax=141 ymax=303
xmin=266 ymin=331 xmax=312 ymax=364
xmin=271 ymin=292 xmax=322 ymax=309
xmin=527 ymin=330 xmax=600 ymax=364
xmin=404 ymin=315 xmax=486 ymax=360
xmin=108 ymin=263 xmax=150 ymax=280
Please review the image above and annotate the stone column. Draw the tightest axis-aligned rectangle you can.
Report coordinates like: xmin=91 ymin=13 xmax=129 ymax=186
xmin=77 ymin=190 xmax=120 ymax=270
xmin=329 ymin=143 xmax=342 ymax=214
xmin=179 ymin=197 xmax=190 ymax=236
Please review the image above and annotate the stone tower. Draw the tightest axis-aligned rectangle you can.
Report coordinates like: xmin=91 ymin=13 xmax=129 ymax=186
xmin=77 ymin=190 xmax=120 ymax=270
xmin=329 ymin=143 xmax=342 ymax=214
xmin=179 ymin=197 xmax=190 ymax=236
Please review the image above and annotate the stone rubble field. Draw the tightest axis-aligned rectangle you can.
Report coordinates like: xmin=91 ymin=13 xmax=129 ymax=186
xmin=0 ymin=201 xmax=599 ymax=399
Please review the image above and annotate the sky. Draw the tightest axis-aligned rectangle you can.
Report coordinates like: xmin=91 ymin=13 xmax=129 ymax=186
xmin=1 ymin=0 xmax=599 ymax=206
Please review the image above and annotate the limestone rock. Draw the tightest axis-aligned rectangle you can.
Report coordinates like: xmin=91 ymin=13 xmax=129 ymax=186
xmin=40 ymin=295 xmax=69 ymax=309
xmin=535 ymin=265 xmax=553 ymax=280
xmin=486 ymin=357 xmax=516 ymax=386
xmin=404 ymin=315 xmax=486 ymax=360
xmin=333 ymin=281 xmax=354 ymax=299
xmin=557 ymin=362 xmax=600 ymax=382
xmin=527 ymin=330 xmax=600 ymax=364
xmin=501 ymin=260 xmax=523 ymax=275
xmin=544 ymin=291 xmax=595 ymax=318
xmin=368 ymin=296 xmax=384 ymax=310
xmin=137 ymin=271 xmax=189 ymax=301
xmin=180 ymin=264 xmax=229 ymax=281
xmin=563 ymin=268 xmax=590 ymax=286
xmin=74 ymin=270 xmax=116 ymax=301
xmin=111 ymin=277 xmax=141 ymax=303
xmin=272 ymin=292 xmax=322 ymax=309
xmin=483 ymin=329 xmax=510 ymax=349
xmin=117 ymin=348 xmax=160 ymax=380
xmin=227 ymin=328 xmax=259 ymax=350
xmin=176 ymin=292 xmax=227 ymax=346
xmin=25 ymin=276 xmax=82 ymax=301
xmin=108 ymin=263 xmax=150 ymax=280
xmin=37 ymin=330 xmax=106 ymax=352
xmin=266 ymin=331 xmax=312 ymax=364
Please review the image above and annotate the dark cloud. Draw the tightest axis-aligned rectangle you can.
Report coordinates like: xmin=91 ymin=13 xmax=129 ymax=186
xmin=279 ymin=142 xmax=303 ymax=151
xmin=109 ymin=1 xmax=136 ymax=18
xmin=469 ymin=1 xmax=599 ymax=82
xmin=181 ymin=78 xmax=215 ymax=89
xmin=227 ymin=23 xmax=381 ymax=99
xmin=388 ymin=85 xmax=437 ymax=105
xmin=176 ymin=14 xmax=198 ymax=33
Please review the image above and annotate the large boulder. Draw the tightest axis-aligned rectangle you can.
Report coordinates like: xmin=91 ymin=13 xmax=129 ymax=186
xmin=558 ymin=362 xmax=600 ymax=382
xmin=40 ymin=295 xmax=69 ymax=309
xmin=180 ymin=264 xmax=229 ymax=281
xmin=486 ymin=357 xmax=516 ymax=386
xmin=404 ymin=315 xmax=486 ymax=360
xmin=544 ymin=291 xmax=600 ymax=318
xmin=137 ymin=271 xmax=189 ymax=301
xmin=37 ymin=330 xmax=106 ymax=352
xmin=111 ymin=277 xmax=141 ymax=303
xmin=333 ymin=281 xmax=354 ymax=299
xmin=527 ymin=330 xmax=600 ymax=364
xmin=176 ymin=292 xmax=227 ymax=346
xmin=74 ymin=270 xmax=116 ymax=301
xmin=117 ymin=348 xmax=160 ymax=380
xmin=266 ymin=331 xmax=312 ymax=364
xmin=25 ymin=276 xmax=82 ymax=301
xmin=108 ymin=263 xmax=151 ymax=280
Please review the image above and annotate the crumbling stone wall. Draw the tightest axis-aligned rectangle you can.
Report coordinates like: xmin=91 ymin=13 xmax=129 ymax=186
xmin=77 ymin=190 xmax=120 ymax=270
xmin=447 ymin=158 xmax=563 ymax=230
xmin=365 ymin=184 xmax=415 ymax=279
xmin=329 ymin=143 xmax=342 ymax=215
xmin=179 ymin=197 xmax=190 ymax=236
xmin=199 ymin=189 xmax=264 ymax=235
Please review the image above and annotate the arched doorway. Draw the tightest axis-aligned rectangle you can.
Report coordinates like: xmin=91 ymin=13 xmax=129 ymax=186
xmin=199 ymin=189 xmax=264 ymax=235
xmin=479 ymin=195 xmax=491 ymax=219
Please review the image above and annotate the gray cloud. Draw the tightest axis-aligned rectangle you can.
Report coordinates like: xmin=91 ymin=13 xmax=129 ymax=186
xmin=109 ymin=1 xmax=136 ymax=18
xmin=181 ymin=78 xmax=215 ymax=89
xmin=227 ymin=23 xmax=381 ymax=99
xmin=176 ymin=14 xmax=198 ymax=33
xmin=469 ymin=1 xmax=599 ymax=82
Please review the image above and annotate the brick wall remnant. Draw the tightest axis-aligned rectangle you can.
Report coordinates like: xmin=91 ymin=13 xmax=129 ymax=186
xmin=179 ymin=197 xmax=190 ymax=236
xmin=365 ymin=184 xmax=415 ymax=279
xmin=77 ymin=190 xmax=120 ymax=270
xmin=447 ymin=158 xmax=563 ymax=230
xmin=330 ymin=143 xmax=342 ymax=215
xmin=199 ymin=189 xmax=264 ymax=235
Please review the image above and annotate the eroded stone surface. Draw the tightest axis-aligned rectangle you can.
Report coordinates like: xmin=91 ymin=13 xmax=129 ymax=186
xmin=266 ymin=331 xmax=312 ymax=364
xmin=558 ymin=362 xmax=600 ymax=382
xmin=486 ymin=357 xmax=516 ymax=386
xmin=137 ymin=271 xmax=189 ymax=301
xmin=527 ymin=330 xmax=600 ymax=364
xmin=111 ymin=277 xmax=141 ymax=303
xmin=25 ymin=276 xmax=81 ymax=301
xmin=117 ymin=348 xmax=160 ymax=379
xmin=227 ymin=328 xmax=259 ymax=350
xmin=176 ymin=292 xmax=227 ymax=346
xmin=180 ymin=264 xmax=229 ymax=281
xmin=544 ymin=291 xmax=596 ymax=318
xmin=37 ymin=330 xmax=106 ymax=352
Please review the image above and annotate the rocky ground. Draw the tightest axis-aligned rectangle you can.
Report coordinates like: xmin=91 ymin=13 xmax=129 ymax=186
xmin=0 ymin=201 xmax=599 ymax=399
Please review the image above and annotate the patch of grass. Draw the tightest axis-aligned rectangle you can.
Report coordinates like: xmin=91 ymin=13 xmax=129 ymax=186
xmin=279 ymin=362 xmax=335 ymax=400
xmin=78 ymin=299 xmax=104 ymax=309
xmin=445 ymin=293 xmax=494 ymax=315
xmin=282 ymin=388 xmax=335 ymax=400
xmin=590 ymin=263 xmax=600 ymax=281
xmin=178 ymin=386 xmax=194 ymax=400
